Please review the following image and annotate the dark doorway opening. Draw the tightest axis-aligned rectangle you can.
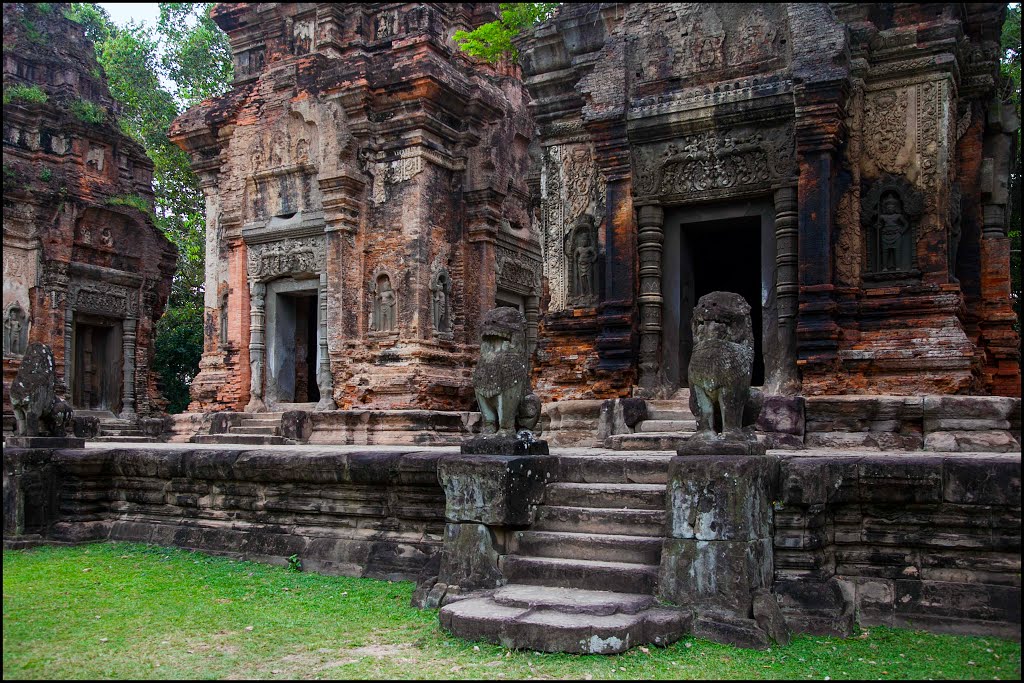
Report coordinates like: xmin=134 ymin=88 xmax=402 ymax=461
xmin=292 ymin=294 xmax=320 ymax=404
xmin=72 ymin=315 xmax=123 ymax=411
xmin=678 ymin=215 xmax=764 ymax=386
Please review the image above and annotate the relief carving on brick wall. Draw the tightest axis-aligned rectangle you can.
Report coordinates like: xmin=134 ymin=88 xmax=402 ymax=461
xmin=540 ymin=143 xmax=606 ymax=311
xmin=861 ymin=174 xmax=924 ymax=280
xmin=429 ymin=252 xmax=452 ymax=335
xmin=3 ymin=304 xmax=28 ymax=356
xmin=864 ymin=88 xmax=910 ymax=172
xmin=370 ymin=270 xmax=398 ymax=333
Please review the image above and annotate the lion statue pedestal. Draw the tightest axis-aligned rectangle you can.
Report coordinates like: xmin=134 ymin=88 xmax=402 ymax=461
xmin=677 ymin=291 xmax=765 ymax=456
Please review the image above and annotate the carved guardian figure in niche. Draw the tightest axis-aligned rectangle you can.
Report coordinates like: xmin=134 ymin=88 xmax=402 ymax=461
xmin=566 ymin=215 xmax=599 ymax=306
xmin=680 ymin=292 xmax=764 ymax=456
xmin=430 ymin=268 xmax=451 ymax=334
xmin=371 ymin=274 xmax=396 ymax=332
xmin=471 ymin=308 xmax=541 ymax=437
xmin=4 ymin=304 xmax=28 ymax=356
xmin=862 ymin=175 xmax=923 ymax=279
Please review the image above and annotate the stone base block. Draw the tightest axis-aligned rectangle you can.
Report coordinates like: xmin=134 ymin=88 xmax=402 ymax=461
xmin=5 ymin=436 xmax=85 ymax=449
xmin=924 ymin=430 xmax=1020 ymax=453
xmin=677 ymin=432 xmax=766 ymax=456
xmin=461 ymin=435 xmax=549 ymax=455
xmin=438 ymin=454 xmax=552 ymax=525
xmin=659 ymin=538 xmax=773 ymax=614
xmin=666 ymin=454 xmax=779 ymax=540
xmin=438 ymin=522 xmax=504 ymax=593
xmin=691 ymin=612 xmax=771 ymax=649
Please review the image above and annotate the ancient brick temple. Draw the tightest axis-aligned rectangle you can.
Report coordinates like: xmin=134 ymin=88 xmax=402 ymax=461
xmin=170 ymin=3 xmax=537 ymax=412
xmin=521 ymin=2 xmax=1020 ymax=401
xmin=173 ymin=2 xmax=1019 ymax=419
xmin=2 ymin=4 xmax=177 ymax=426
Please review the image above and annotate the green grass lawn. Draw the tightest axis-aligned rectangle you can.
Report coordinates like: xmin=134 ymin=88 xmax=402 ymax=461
xmin=3 ymin=542 xmax=1019 ymax=680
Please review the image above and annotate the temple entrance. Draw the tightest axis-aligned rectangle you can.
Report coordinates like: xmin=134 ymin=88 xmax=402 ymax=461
xmin=662 ymin=201 xmax=775 ymax=391
xmin=71 ymin=314 xmax=122 ymax=412
xmin=265 ymin=281 xmax=320 ymax=405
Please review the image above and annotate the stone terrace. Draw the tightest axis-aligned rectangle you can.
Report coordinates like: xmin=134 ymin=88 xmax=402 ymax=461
xmin=4 ymin=440 xmax=1020 ymax=651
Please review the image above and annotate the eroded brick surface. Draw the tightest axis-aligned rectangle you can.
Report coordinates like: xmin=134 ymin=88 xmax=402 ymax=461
xmin=2 ymin=4 xmax=177 ymax=422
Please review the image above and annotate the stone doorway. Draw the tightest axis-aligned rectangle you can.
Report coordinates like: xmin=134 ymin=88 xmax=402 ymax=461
xmin=662 ymin=201 xmax=776 ymax=392
xmin=265 ymin=280 xmax=321 ymax=406
xmin=71 ymin=314 xmax=123 ymax=412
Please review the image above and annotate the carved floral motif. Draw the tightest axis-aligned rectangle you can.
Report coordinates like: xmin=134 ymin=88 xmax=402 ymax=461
xmin=864 ymin=89 xmax=909 ymax=171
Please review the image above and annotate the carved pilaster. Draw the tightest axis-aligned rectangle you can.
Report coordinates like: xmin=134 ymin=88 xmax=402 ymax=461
xmin=772 ymin=186 xmax=800 ymax=395
xmin=636 ymin=203 xmax=664 ymax=393
xmin=245 ymin=281 xmax=267 ymax=412
xmin=316 ymin=272 xmax=336 ymax=410
xmin=525 ymin=294 xmax=540 ymax=367
xmin=119 ymin=317 xmax=137 ymax=419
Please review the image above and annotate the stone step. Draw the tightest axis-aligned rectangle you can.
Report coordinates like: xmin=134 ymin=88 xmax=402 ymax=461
xmin=608 ymin=432 xmax=769 ymax=452
xmin=91 ymin=435 xmax=157 ymax=443
xmin=606 ymin=433 xmax=689 ymax=452
xmin=192 ymin=434 xmax=293 ymax=445
xmin=100 ymin=429 xmax=145 ymax=436
xmin=509 ymin=530 xmax=663 ymax=564
xmin=646 ymin=409 xmax=695 ymax=421
xmin=544 ymin=483 xmax=666 ymax=510
xmin=491 ymin=584 xmax=655 ymax=615
xmin=534 ymin=506 xmax=665 ymax=536
xmin=230 ymin=426 xmax=281 ymax=435
xmin=638 ymin=419 xmax=697 ymax=433
xmin=239 ymin=418 xmax=283 ymax=426
xmin=439 ymin=590 xmax=688 ymax=654
xmin=500 ymin=555 xmax=660 ymax=595
xmin=554 ymin=454 xmax=673 ymax=484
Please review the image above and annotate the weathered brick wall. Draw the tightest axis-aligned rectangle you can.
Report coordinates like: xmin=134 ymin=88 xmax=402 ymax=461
xmin=2 ymin=4 xmax=177 ymax=420
xmin=774 ymin=453 xmax=1021 ymax=638
xmin=4 ymin=447 xmax=447 ymax=580
xmin=171 ymin=4 xmax=537 ymax=413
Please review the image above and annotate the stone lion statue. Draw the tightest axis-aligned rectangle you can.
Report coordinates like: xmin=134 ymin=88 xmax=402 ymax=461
xmin=471 ymin=307 xmax=541 ymax=437
xmin=10 ymin=342 xmax=74 ymax=437
xmin=685 ymin=291 xmax=763 ymax=452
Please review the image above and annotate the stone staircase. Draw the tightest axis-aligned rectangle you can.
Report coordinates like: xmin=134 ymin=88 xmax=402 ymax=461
xmin=607 ymin=394 xmax=697 ymax=451
xmin=93 ymin=417 xmax=155 ymax=443
xmin=76 ymin=410 xmax=156 ymax=443
xmin=439 ymin=453 xmax=690 ymax=654
xmin=192 ymin=413 xmax=294 ymax=445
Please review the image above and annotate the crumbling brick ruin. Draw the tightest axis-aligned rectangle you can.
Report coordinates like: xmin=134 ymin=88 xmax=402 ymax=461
xmin=169 ymin=3 xmax=538 ymax=413
xmin=2 ymin=4 xmax=177 ymax=430
xmin=521 ymin=2 xmax=1020 ymax=401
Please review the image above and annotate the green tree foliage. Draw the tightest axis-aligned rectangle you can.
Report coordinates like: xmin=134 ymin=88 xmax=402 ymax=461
xmin=1001 ymin=4 xmax=1021 ymax=329
xmin=453 ymin=3 xmax=559 ymax=63
xmin=65 ymin=3 xmax=233 ymax=411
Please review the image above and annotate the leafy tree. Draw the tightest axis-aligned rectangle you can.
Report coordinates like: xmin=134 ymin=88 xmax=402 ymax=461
xmin=453 ymin=3 xmax=559 ymax=63
xmin=1001 ymin=4 xmax=1021 ymax=330
xmin=65 ymin=3 xmax=232 ymax=412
